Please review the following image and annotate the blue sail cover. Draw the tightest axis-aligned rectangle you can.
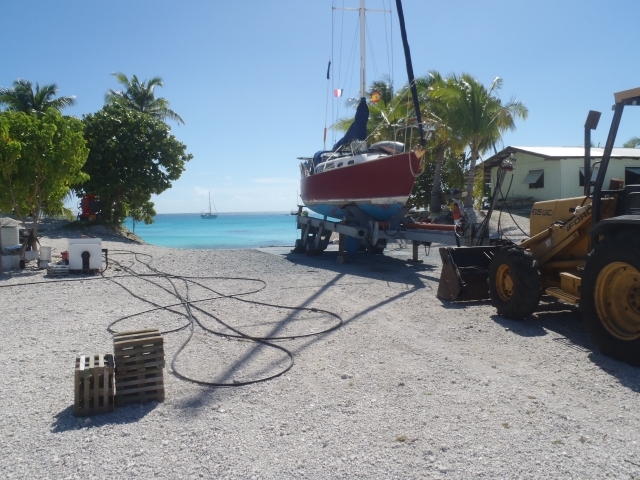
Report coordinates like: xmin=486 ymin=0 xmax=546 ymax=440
xmin=333 ymin=97 xmax=369 ymax=150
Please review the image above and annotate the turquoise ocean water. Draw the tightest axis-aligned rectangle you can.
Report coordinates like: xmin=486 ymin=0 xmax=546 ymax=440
xmin=128 ymin=212 xmax=300 ymax=249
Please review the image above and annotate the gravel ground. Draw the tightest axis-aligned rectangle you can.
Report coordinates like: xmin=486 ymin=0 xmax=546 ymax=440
xmin=0 ymin=214 xmax=639 ymax=479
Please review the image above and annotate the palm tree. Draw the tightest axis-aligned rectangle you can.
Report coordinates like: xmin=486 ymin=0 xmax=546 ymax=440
xmin=433 ymin=74 xmax=528 ymax=208
xmin=410 ymin=72 xmax=468 ymax=212
xmin=0 ymin=79 xmax=76 ymax=114
xmin=624 ymin=137 xmax=640 ymax=148
xmin=105 ymin=72 xmax=184 ymax=125
xmin=333 ymin=77 xmax=413 ymax=148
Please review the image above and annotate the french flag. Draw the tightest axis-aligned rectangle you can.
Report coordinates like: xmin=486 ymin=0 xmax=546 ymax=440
xmin=333 ymin=89 xmax=343 ymax=98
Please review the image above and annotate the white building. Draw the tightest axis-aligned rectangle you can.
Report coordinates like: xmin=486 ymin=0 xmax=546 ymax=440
xmin=483 ymin=146 xmax=640 ymax=203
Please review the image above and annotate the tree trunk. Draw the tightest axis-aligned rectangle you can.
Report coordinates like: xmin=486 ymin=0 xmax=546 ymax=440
xmin=29 ymin=211 xmax=40 ymax=251
xmin=429 ymin=144 xmax=446 ymax=213
xmin=464 ymin=150 xmax=478 ymax=208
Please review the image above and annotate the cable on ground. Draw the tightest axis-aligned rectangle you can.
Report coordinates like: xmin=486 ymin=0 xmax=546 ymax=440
xmin=2 ymin=249 xmax=344 ymax=387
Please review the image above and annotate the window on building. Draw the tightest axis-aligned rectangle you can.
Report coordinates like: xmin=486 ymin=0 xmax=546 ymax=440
xmin=579 ymin=166 xmax=599 ymax=187
xmin=522 ymin=169 xmax=544 ymax=189
xmin=625 ymin=167 xmax=640 ymax=185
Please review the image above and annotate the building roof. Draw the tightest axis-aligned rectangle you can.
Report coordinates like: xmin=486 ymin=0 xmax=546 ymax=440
xmin=482 ymin=146 xmax=640 ymax=173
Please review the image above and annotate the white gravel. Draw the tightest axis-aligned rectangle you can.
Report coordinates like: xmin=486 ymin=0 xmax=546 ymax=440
xmin=1 ymin=216 xmax=639 ymax=479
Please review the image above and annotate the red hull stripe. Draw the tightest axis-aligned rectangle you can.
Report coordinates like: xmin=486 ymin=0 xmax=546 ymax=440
xmin=301 ymin=152 xmax=420 ymax=204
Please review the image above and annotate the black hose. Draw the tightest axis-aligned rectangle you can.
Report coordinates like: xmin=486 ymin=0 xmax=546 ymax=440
xmin=102 ymin=250 xmax=343 ymax=386
xmin=2 ymin=248 xmax=343 ymax=387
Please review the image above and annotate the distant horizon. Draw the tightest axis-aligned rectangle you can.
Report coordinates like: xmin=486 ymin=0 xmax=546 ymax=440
xmin=146 ymin=210 xmax=293 ymax=215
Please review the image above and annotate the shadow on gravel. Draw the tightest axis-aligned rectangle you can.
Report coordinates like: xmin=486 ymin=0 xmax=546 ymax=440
xmin=588 ymin=355 xmax=640 ymax=393
xmin=174 ymin=260 xmax=426 ymax=411
xmin=438 ymin=299 xmax=492 ymax=309
xmin=283 ymin=250 xmax=438 ymax=287
xmin=490 ymin=299 xmax=640 ymax=390
xmin=0 ymin=269 xmax=46 ymax=282
xmin=491 ymin=300 xmax=586 ymax=341
xmin=51 ymin=403 xmax=158 ymax=433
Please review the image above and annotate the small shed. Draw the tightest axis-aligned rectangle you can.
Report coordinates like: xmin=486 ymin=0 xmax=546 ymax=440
xmin=482 ymin=146 xmax=640 ymax=204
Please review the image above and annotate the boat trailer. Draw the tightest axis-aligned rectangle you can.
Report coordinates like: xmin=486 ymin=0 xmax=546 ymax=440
xmin=292 ymin=206 xmax=459 ymax=262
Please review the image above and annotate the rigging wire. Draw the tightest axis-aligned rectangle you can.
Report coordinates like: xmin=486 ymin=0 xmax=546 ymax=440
xmin=365 ymin=16 xmax=380 ymax=84
xmin=496 ymin=172 xmax=530 ymax=240
xmin=383 ymin=0 xmax=393 ymax=86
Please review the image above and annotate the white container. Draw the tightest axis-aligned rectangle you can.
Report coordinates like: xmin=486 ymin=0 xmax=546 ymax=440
xmin=2 ymin=255 xmax=20 ymax=269
xmin=0 ymin=226 xmax=19 ymax=250
xmin=24 ymin=250 xmax=38 ymax=261
xmin=68 ymin=239 xmax=102 ymax=270
xmin=39 ymin=246 xmax=52 ymax=261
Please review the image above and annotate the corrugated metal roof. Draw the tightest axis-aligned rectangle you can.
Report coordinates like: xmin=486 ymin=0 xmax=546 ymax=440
xmin=481 ymin=146 xmax=640 ymax=176
xmin=509 ymin=146 xmax=640 ymax=158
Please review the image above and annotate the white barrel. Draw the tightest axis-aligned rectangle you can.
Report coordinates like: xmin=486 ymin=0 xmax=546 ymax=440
xmin=11 ymin=255 xmax=20 ymax=268
xmin=40 ymin=246 xmax=52 ymax=261
xmin=1 ymin=255 xmax=10 ymax=271
xmin=0 ymin=226 xmax=19 ymax=250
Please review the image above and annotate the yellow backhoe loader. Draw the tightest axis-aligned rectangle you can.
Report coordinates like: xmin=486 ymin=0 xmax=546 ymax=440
xmin=437 ymin=87 xmax=640 ymax=366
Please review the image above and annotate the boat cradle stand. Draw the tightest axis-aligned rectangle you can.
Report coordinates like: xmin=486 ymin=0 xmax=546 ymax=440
xmin=292 ymin=208 xmax=458 ymax=261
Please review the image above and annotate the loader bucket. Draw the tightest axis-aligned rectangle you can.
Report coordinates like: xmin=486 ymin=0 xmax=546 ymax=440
xmin=437 ymin=246 xmax=497 ymax=301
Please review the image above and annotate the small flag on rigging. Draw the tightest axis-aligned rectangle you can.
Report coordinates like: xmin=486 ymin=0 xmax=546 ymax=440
xmin=333 ymin=89 xmax=343 ymax=98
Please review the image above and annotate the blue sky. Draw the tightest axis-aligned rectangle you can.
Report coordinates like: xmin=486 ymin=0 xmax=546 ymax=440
xmin=3 ymin=0 xmax=640 ymax=213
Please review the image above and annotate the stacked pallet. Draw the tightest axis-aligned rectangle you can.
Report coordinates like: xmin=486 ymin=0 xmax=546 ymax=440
xmin=47 ymin=264 xmax=70 ymax=276
xmin=74 ymin=354 xmax=115 ymax=416
xmin=113 ymin=329 xmax=165 ymax=406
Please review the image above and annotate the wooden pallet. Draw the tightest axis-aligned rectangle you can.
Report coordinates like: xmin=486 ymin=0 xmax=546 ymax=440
xmin=74 ymin=354 xmax=115 ymax=416
xmin=113 ymin=329 xmax=165 ymax=406
xmin=47 ymin=264 xmax=70 ymax=276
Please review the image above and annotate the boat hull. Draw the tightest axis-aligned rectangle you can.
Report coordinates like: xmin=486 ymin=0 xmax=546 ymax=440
xmin=300 ymin=152 xmax=420 ymax=221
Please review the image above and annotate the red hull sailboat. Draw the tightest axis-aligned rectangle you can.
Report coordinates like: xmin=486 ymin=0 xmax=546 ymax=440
xmin=298 ymin=0 xmax=426 ymax=222
xmin=300 ymin=149 xmax=420 ymax=220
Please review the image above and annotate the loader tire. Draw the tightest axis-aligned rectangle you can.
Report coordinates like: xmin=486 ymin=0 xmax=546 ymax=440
xmin=581 ymin=234 xmax=640 ymax=366
xmin=488 ymin=247 xmax=541 ymax=320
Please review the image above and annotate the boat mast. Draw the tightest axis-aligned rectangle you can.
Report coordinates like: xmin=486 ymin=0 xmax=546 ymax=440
xmin=359 ymin=0 xmax=366 ymax=99
xmin=395 ymin=0 xmax=426 ymax=147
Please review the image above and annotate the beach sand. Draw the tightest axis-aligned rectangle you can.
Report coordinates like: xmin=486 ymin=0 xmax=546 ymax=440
xmin=1 ymin=214 xmax=639 ymax=478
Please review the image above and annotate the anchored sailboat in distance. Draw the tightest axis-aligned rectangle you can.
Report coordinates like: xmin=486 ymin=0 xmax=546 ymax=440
xmin=201 ymin=191 xmax=218 ymax=219
xmin=298 ymin=0 xmax=426 ymax=222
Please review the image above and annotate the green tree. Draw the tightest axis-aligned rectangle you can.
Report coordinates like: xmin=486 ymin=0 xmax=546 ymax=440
xmin=433 ymin=74 xmax=528 ymax=209
xmin=409 ymin=72 xmax=468 ymax=213
xmin=333 ymin=77 xmax=413 ymax=147
xmin=624 ymin=137 xmax=640 ymax=148
xmin=77 ymin=104 xmax=192 ymax=224
xmin=0 ymin=79 xmax=77 ymax=114
xmin=408 ymin=149 xmax=467 ymax=209
xmin=105 ymin=72 xmax=184 ymax=124
xmin=0 ymin=111 xmax=88 ymax=250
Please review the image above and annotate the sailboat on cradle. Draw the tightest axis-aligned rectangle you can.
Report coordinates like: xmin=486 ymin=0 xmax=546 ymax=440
xmin=201 ymin=191 xmax=218 ymax=219
xmin=298 ymin=0 xmax=426 ymax=222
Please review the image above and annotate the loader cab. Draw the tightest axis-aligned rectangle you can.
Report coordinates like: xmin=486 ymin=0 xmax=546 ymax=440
xmin=591 ymin=86 xmax=640 ymax=239
xmin=620 ymin=184 xmax=640 ymax=216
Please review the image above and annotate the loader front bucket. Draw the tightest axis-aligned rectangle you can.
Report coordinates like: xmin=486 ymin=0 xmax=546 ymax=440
xmin=437 ymin=246 xmax=497 ymax=301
